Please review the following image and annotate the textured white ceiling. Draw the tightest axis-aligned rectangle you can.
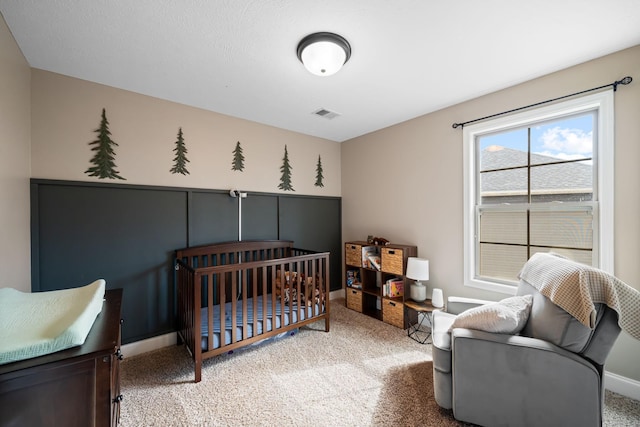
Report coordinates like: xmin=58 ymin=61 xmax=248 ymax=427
xmin=1 ymin=0 xmax=639 ymax=142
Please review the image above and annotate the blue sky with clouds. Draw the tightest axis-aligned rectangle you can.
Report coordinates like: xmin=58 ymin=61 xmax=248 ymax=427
xmin=480 ymin=113 xmax=594 ymax=161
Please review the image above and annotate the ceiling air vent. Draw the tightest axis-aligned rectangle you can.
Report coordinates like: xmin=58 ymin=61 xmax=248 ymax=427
xmin=312 ymin=108 xmax=340 ymax=120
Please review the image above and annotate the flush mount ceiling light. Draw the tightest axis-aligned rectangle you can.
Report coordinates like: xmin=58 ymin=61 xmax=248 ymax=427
xmin=296 ymin=32 xmax=351 ymax=76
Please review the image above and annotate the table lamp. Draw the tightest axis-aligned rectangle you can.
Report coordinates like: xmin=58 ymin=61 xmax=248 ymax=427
xmin=406 ymin=257 xmax=429 ymax=302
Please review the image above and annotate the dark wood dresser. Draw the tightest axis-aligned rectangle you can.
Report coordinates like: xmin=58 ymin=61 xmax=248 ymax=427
xmin=0 ymin=288 xmax=123 ymax=427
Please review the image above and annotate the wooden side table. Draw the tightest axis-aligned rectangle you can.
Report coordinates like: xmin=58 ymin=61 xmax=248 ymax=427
xmin=404 ymin=299 xmax=436 ymax=344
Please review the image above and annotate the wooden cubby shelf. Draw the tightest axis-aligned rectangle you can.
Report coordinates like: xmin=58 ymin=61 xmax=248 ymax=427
xmin=344 ymin=240 xmax=418 ymax=328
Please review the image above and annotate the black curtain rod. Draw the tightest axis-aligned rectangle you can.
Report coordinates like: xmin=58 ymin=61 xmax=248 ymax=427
xmin=452 ymin=76 xmax=633 ymax=129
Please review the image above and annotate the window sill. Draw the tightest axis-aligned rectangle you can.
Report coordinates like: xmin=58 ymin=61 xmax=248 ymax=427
xmin=465 ymin=277 xmax=518 ymax=296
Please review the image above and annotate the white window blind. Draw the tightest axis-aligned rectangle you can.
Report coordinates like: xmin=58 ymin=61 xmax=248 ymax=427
xmin=477 ymin=205 xmax=594 ymax=284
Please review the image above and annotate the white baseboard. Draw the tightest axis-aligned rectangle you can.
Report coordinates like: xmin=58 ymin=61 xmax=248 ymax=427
xmin=605 ymin=370 xmax=640 ymax=401
xmin=330 ymin=289 xmax=344 ymax=300
xmin=121 ymin=332 xmax=177 ymax=358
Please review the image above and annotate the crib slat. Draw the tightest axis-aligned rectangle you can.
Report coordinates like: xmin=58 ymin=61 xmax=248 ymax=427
xmin=279 ymin=264 xmax=286 ymax=330
xmin=295 ymin=259 xmax=302 ymax=320
xmin=218 ymin=272 xmax=225 ymax=350
xmin=240 ymin=270 xmax=246 ymax=340
xmin=271 ymin=266 xmax=277 ymax=333
xmin=207 ymin=272 xmax=214 ymax=352
xmin=231 ymin=271 xmax=237 ymax=344
xmin=252 ymin=266 xmax=258 ymax=335
xmin=312 ymin=257 xmax=317 ymax=311
xmin=262 ymin=265 xmax=268 ymax=332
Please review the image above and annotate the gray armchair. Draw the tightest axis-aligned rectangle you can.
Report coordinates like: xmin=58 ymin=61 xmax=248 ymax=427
xmin=432 ymin=280 xmax=621 ymax=427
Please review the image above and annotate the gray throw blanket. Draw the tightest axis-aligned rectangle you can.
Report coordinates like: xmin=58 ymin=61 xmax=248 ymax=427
xmin=519 ymin=253 xmax=640 ymax=340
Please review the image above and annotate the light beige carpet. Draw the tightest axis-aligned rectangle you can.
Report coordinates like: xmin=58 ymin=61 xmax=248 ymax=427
xmin=120 ymin=298 xmax=640 ymax=426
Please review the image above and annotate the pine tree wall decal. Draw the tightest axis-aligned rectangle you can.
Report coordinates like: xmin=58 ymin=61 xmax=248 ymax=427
xmin=315 ymin=154 xmax=324 ymax=187
xmin=278 ymin=145 xmax=294 ymax=191
xmin=231 ymin=140 xmax=245 ymax=171
xmin=85 ymin=108 xmax=125 ymax=180
xmin=170 ymin=127 xmax=190 ymax=175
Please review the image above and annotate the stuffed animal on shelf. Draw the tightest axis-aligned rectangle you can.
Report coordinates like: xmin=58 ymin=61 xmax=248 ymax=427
xmin=369 ymin=236 xmax=390 ymax=246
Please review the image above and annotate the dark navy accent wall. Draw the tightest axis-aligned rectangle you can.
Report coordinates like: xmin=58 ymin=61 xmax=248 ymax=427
xmin=279 ymin=196 xmax=342 ymax=288
xmin=30 ymin=179 xmax=341 ymax=345
xmin=242 ymin=194 xmax=279 ymax=240
xmin=189 ymin=191 xmax=238 ymax=246
xmin=31 ymin=182 xmax=188 ymax=344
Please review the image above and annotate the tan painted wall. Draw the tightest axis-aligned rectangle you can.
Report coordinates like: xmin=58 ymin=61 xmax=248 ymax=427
xmin=0 ymin=14 xmax=30 ymax=292
xmin=31 ymin=70 xmax=341 ymax=196
xmin=342 ymin=45 xmax=640 ymax=381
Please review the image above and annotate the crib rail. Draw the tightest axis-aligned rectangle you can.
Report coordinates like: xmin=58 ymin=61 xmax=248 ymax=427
xmin=175 ymin=241 xmax=330 ymax=383
xmin=176 ymin=240 xmax=295 ymax=269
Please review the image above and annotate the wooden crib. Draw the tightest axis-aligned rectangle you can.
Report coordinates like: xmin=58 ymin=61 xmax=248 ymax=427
xmin=175 ymin=240 xmax=330 ymax=382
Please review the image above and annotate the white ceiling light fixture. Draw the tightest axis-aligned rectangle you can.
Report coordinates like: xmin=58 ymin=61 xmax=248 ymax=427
xmin=297 ymin=32 xmax=351 ymax=77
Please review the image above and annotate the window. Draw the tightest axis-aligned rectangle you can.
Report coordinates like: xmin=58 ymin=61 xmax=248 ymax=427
xmin=463 ymin=91 xmax=614 ymax=294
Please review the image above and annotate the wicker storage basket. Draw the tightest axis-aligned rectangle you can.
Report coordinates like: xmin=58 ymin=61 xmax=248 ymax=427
xmin=346 ymin=288 xmax=362 ymax=312
xmin=345 ymin=243 xmax=362 ymax=267
xmin=382 ymin=299 xmax=404 ymax=328
xmin=381 ymin=247 xmax=404 ymax=275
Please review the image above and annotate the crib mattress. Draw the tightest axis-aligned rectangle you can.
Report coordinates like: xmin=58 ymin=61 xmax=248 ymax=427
xmin=0 ymin=279 xmax=106 ymax=365
xmin=200 ymin=295 xmax=321 ymax=351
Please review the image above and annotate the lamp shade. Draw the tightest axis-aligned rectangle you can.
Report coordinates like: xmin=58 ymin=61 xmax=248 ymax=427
xmin=297 ymin=32 xmax=351 ymax=76
xmin=406 ymin=257 xmax=429 ymax=281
